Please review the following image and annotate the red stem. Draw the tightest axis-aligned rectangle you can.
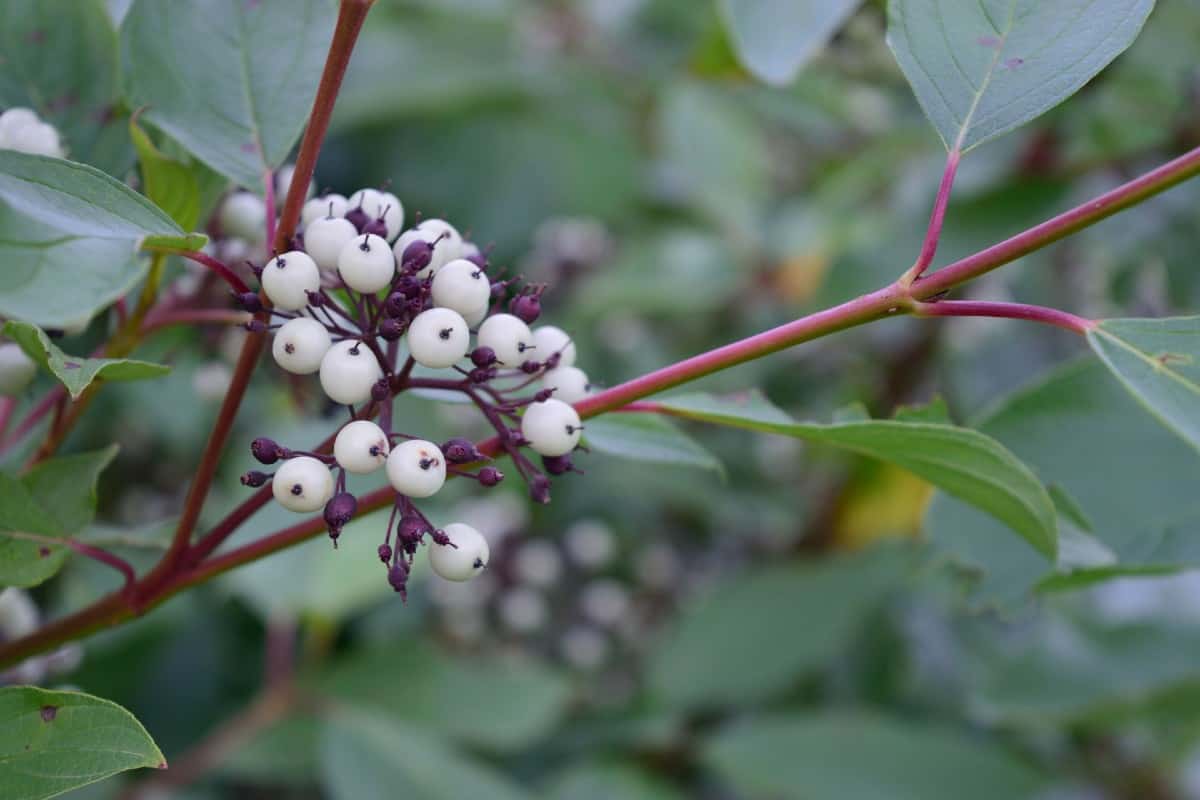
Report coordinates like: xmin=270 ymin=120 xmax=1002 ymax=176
xmin=144 ymin=248 xmax=251 ymax=295
xmin=912 ymin=300 xmax=1094 ymax=334
xmin=905 ymin=149 xmax=961 ymax=283
xmin=139 ymin=308 xmax=251 ymax=335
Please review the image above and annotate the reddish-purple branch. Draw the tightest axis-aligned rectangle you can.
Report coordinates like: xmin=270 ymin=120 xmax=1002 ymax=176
xmin=906 ymin=149 xmax=961 ymax=283
xmin=912 ymin=300 xmax=1094 ymax=334
xmin=144 ymin=247 xmax=251 ymax=295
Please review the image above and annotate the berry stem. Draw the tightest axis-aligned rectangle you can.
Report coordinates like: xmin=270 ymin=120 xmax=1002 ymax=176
xmin=2 ymin=132 xmax=1200 ymax=671
xmin=2 ymin=531 xmax=136 ymax=596
xmin=910 ymin=300 xmax=1095 ymax=333
xmin=902 ymin=148 xmax=961 ymax=285
xmin=141 ymin=247 xmax=251 ymax=295
xmin=139 ymin=308 xmax=252 ymax=335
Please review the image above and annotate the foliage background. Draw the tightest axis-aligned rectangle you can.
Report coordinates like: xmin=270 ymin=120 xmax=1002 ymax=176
xmin=5 ymin=0 xmax=1200 ymax=797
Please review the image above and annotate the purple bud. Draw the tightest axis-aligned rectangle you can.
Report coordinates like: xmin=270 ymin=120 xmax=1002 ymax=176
xmin=324 ymin=492 xmax=358 ymax=532
xmin=469 ymin=367 xmax=494 ymax=384
xmin=520 ymin=360 xmax=541 ymax=375
xmin=236 ymin=292 xmax=263 ymax=312
xmin=529 ymin=474 xmax=552 ymax=504
xmin=387 ymin=561 xmax=409 ymax=597
xmin=378 ymin=543 xmax=393 ymax=563
xmin=396 ymin=275 xmax=424 ymax=298
xmin=542 ymin=454 xmax=573 ymax=475
xmin=344 ymin=204 xmax=369 ymax=232
xmin=398 ymin=515 xmax=428 ymax=542
xmin=465 ymin=249 xmax=488 ymax=269
xmin=510 ymin=293 xmax=541 ymax=324
xmin=429 ymin=528 xmax=452 ymax=547
xmin=401 ymin=240 xmax=433 ymax=273
xmin=251 ymin=437 xmax=283 ymax=464
xmin=441 ymin=438 xmax=482 ymax=464
xmin=534 ymin=388 xmax=555 ymax=402
xmin=362 ymin=217 xmax=388 ymax=238
xmin=384 ymin=292 xmax=407 ymax=317
xmin=371 ymin=376 xmax=392 ymax=402
xmin=470 ymin=347 xmax=497 ymax=368
xmin=240 ymin=470 xmax=270 ymax=487
xmin=379 ymin=317 xmax=404 ymax=341
xmin=478 ymin=466 xmax=504 ymax=486
xmin=245 ymin=319 xmax=268 ymax=333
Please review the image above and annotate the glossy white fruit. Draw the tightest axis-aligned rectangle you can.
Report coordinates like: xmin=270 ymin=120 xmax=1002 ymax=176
xmin=477 ymin=313 xmax=533 ymax=366
xmin=0 ymin=343 xmax=37 ymax=396
xmin=531 ymin=325 xmax=576 ymax=367
xmin=272 ymin=456 xmax=334 ymax=513
xmin=218 ymin=191 xmax=267 ymax=242
xmin=0 ymin=120 xmax=64 ymax=158
xmin=302 ymin=194 xmax=349 ymax=228
xmin=429 ymin=522 xmax=490 ymax=581
xmin=430 ymin=258 xmax=491 ymax=318
xmin=337 ymin=234 xmax=395 ymax=293
xmin=261 ymin=250 xmax=320 ymax=310
xmin=386 ymin=439 xmax=446 ymax=498
xmin=541 ymin=366 xmax=589 ymax=404
xmin=406 ymin=307 xmax=470 ymax=369
xmin=521 ymin=398 xmax=582 ymax=457
xmin=303 ymin=215 xmax=358 ymax=271
xmin=319 ymin=339 xmax=383 ymax=406
xmin=334 ymin=419 xmax=390 ymax=474
xmin=0 ymin=108 xmax=39 ymax=138
xmin=416 ymin=218 xmax=463 ymax=258
xmin=271 ymin=317 xmax=331 ymax=374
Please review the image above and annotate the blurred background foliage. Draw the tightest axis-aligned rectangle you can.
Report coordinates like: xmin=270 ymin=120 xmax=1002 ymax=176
xmin=6 ymin=0 xmax=1200 ymax=797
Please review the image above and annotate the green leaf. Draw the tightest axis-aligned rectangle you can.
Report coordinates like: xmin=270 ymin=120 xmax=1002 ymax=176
xmin=319 ymin=641 xmax=570 ymax=752
xmin=887 ymin=0 xmax=1156 ymax=152
xmin=0 ymin=150 xmax=185 ymax=241
xmin=3 ymin=321 xmax=169 ymax=400
xmin=1087 ymin=316 xmax=1200 ymax=453
xmin=120 ymin=0 xmax=336 ymax=189
xmin=702 ymin=712 xmax=1046 ymax=800
xmin=0 ymin=446 xmax=118 ymax=588
xmin=655 ymin=391 xmax=1057 ymax=559
xmin=0 ymin=205 xmax=146 ymax=330
xmin=320 ymin=710 xmax=533 ymax=800
xmin=129 ymin=114 xmax=200 ymax=230
xmin=718 ymin=0 xmax=861 ymax=86
xmin=544 ymin=763 xmax=684 ymax=800
xmin=0 ymin=0 xmax=132 ymax=175
xmin=926 ymin=359 xmax=1200 ymax=607
xmin=648 ymin=547 xmax=911 ymax=709
xmin=0 ymin=686 xmax=164 ymax=799
xmin=584 ymin=414 xmax=723 ymax=475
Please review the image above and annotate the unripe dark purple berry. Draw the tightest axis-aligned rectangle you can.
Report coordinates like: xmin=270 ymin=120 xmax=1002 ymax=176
xmin=396 ymin=275 xmax=424 ymax=298
xmin=324 ymin=491 xmax=357 ymax=534
xmin=379 ymin=317 xmax=404 ymax=341
xmin=240 ymin=470 xmax=270 ymax=487
xmin=385 ymin=292 xmax=407 ymax=317
xmin=510 ymin=292 xmax=541 ymax=324
xmin=361 ymin=216 xmax=388 ymax=238
xmin=387 ymin=561 xmax=409 ymax=596
xmin=542 ymin=454 xmax=574 ymax=475
xmin=529 ymin=474 xmax=552 ymax=504
xmin=469 ymin=367 xmax=494 ymax=384
xmin=344 ymin=204 xmax=369 ymax=232
xmin=398 ymin=515 xmax=428 ymax=542
xmin=401 ymin=240 xmax=433 ymax=273
xmin=236 ymin=292 xmax=263 ymax=312
xmin=470 ymin=346 xmax=497 ymax=368
xmin=378 ymin=543 xmax=393 ymax=563
xmin=371 ymin=376 xmax=391 ymax=402
xmin=520 ymin=360 xmax=541 ymax=374
xmin=441 ymin=438 xmax=483 ymax=464
xmin=478 ymin=466 xmax=504 ymax=486
xmin=251 ymin=437 xmax=284 ymax=464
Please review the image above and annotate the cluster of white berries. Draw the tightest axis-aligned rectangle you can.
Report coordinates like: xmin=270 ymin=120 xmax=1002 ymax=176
xmin=235 ymin=181 xmax=594 ymax=591
xmin=0 ymin=107 xmax=65 ymax=158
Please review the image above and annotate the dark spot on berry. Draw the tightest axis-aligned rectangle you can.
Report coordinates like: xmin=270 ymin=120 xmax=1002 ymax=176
xmin=473 ymin=558 xmax=484 ymax=569
xmin=40 ymin=705 xmax=57 ymax=722
xmin=276 ymin=257 xmax=287 ymax=269
xmin=291 ymin=484 xmax=303 ymax=496
xmin=438 ymin=327 xmax=452 ymax=340
xmin=284 ymin=342 xmax=295 ymax=354
xmin=419 ymin=457 xmax=439 ymax=470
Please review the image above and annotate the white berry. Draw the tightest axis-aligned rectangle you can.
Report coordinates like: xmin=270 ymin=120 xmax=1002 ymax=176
xmin=218 ymin=191 xmax=267 ymax=242
xmin=261 ymin=250 xmax=319 ymax=311
xmin=430 ymin=258 xmax=491 ymax=318
xmin=0 ymin=343 xmax=37 ymax=396
xmin=334 ymin=420 xmax=390 ymax=474
xmin=303 ymin=215 xmax=358 ymax=271
xmin=338 ymin=234 xmax=395 ymax=293
xmin=531 ymin=325 xmax=576 ymax=367
xmin=406 ymin=308 xmax=470 ymax=369
xmin=275 ymin=164 xmax=314 ymax=207
xmin=541 ymin=366 xmax=589 ymax=404
xmin=417 ymin=218 xmax=464 ymax=258
xmin=521 ymin=398 xmax=582 ymax=457
xmin=0 ymin=120 xmax=64 ymax=158
xmin=303 ymin=194 xmax=349 ymax=228
xmin=386 ymin=439 xmax=446 ymax=498
xmin=429 ymin=522 xmax=490 ymax=582
xmin=393 ymin=228 xmax=455 ymax=279
xmin=319 ymin=339 xmax=383 ymax=406
xmin=272 ymin=317 xmax=330 ymax=374
xmin=0 ymin=108 xmax=39 ymax=138
xmin=272 ymin=456 xmax=334 ymax=513
xmin=477 ymin=313 xmax=533 ymax=366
